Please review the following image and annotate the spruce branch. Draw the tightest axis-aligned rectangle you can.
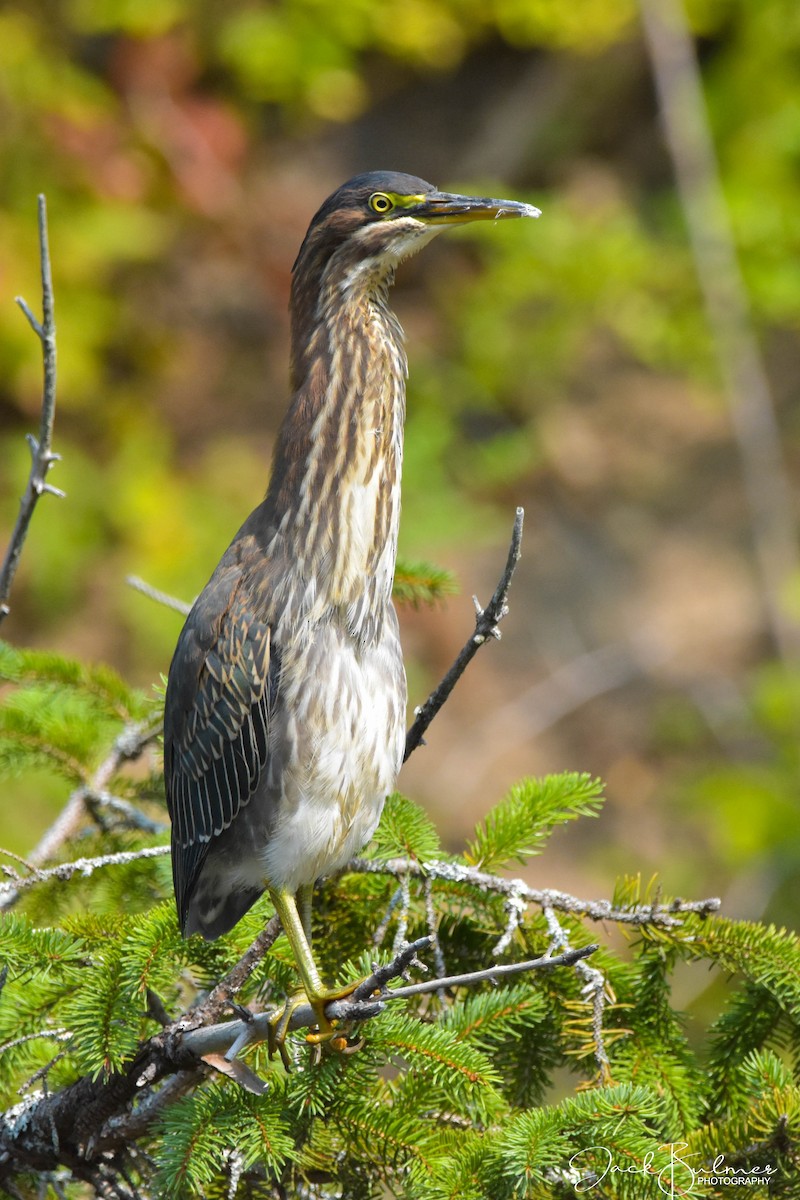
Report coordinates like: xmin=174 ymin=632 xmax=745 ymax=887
xmin=0 ymin=833 xmax=721 ymax=1182
xmin=392 ymin=557 xmax=457 ymax=607
xmin=0 ymin=196 xmax=62 ymax=625
xmin=0 ymin=935 xmax=595 ymax=1177
xmin=404 ymin=507 xmax=523 ymax=760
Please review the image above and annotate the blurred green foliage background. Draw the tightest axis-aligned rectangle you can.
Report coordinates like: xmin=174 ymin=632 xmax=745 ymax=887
xmin=2 ymin=0 xmax=800 ymax=929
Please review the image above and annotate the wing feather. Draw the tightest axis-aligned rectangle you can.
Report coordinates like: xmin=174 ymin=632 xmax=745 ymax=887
xmin=164 ymin=567 xmax=280 ymax=929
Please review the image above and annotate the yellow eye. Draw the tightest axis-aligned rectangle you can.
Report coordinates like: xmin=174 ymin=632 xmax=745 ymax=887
xmin=369 ymin=192 xmax=395 ymax=215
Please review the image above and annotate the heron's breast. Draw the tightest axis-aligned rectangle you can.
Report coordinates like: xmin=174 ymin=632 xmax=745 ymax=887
xmin=259 ymin=618 xmax=406 ymax=891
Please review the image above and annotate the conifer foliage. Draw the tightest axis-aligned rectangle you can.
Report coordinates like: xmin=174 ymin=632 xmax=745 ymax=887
xmin=0 ymin=642 xmax=799 ymax=1198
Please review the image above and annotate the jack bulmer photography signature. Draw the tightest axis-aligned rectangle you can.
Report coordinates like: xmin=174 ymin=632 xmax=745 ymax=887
xmin=568 ymin=1142 xmax=778 ymax=1195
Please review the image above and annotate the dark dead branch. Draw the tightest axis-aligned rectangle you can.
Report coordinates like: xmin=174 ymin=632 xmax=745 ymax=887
xmin=404 ymin=506 xmax=524 ymax=760
xmin=0 ymin=196 xmax=61 ymax=625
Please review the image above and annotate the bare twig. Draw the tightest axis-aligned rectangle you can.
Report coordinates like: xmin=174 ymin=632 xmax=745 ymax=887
xmin=126 ymin=576 xmax=191 ymax=616
xmin=363 ymin=942 xmax=598 ymax=1005
xmin=0 ymin=1031 xmax=72 ymax=1060
xmin=371 ymin=884 xmax=404 ymax=949
xmin=492 ymin=879 xmax=528 ymax=956
xmin=423 ymin=874 xmax=447 ymax=980
xmin=350 ymin=936 xmax=432 ymax=1001
xmin=0 ymin=845 xmax=170 ymax=905
xmin=0 ymin=196 xmax=62 ymax=625
xmin=639 ymin=0 xmax=800 ymax=660
xmin=189 ymin=915 xmax=282 ymax=1026
xmin=404 ymin=507 xmax=524 ymax=760
xmin=391 ymin=869 xmax=411 ymax=956
xmin=349 ymin=857 xmax=721 ymax=928
xmin=30 ymin=723 xmax=159 ymax=868
xmin=542 ymin=901 xmax=610 ymax=1081
xmin=83 ymin=791 xmax=166 ymax=836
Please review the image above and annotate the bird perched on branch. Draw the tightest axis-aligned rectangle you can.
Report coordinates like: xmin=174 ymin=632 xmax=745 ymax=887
xmin=164 ymin=171 xmax=539 ymax=1052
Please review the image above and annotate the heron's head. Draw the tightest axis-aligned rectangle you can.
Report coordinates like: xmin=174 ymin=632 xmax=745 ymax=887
xmin=292 ymin=170 xmax=540 ymax=299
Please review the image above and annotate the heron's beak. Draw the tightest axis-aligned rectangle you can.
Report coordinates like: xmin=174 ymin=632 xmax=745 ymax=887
xmin=414 ymin=191 xmax=541 ymax=225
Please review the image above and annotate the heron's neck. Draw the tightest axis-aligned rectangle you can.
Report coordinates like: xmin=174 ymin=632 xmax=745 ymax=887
xmin=266 ymin=260 xmax=407 ymax=634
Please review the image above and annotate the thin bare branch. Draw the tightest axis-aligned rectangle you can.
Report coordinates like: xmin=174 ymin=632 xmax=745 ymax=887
xmin=423 ymin=874 xmax=447 ymax=980
xmin=0 ymin=1030 xmax=72 ymax=1059
xmin=367 ymin=942 xmax=598 ymax=1004
xmin=0 ymin=845 xmax=170 ymax=905
xmin=189 ymin=914 xmax=282 ymax=1026
xmin=0 ymin=196 xmax=61 ymax=625
xmin=31 ymin=722 xmax=158 ymax=865
xmin=492 ymin=879 xmax=528 ymax=956
xmin=83 ymin=791 xmax=167 ymax=836
xmin=542 ymin=901 xmax=610 ymax=1081
xmin=126 ymin=576 xmax=191 ymax=616
xmin=404 ymin=507 xmax=524 ymax=760
xmin=0 ymin=837 xmax=720 ymax=932
xmin=349 ymin=856 xmax=721 ymax=928
xmin=371 ymin=884 xmax=404 ymax=949
xmin=639 ymin=0 xmax=799 ymax=660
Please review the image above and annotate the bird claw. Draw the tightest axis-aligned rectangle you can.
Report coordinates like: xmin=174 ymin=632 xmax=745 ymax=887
xmin=329 ymin=1031 xmax=365 ymax=1055
xmin=265 ymin=990 xmax=345 ymax=1069
xmin=266 ymin=991 xmax=306 ymax=1069
xmin=266 ymin=978 xmax=373 ymax=1068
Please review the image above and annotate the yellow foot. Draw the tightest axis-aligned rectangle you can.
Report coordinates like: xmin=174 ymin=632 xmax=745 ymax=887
xmin=267 ymin=991 xmax=311 ymax=1069
xmin=267 ymin=978 xmax=374 ymax=1067
xmin=305 ymin=977 xmax=373 ymax=1047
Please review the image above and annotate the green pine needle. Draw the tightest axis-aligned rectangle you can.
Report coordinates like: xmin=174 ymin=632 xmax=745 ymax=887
xmin=0 ymin=640 xmax=149 ymax=723
xmin=371 ymin=791 xmax=441 ymax=861
xmin=392 ymin=557 xmax=458 ymax=607
xmin=464 ymin=772 xmax=604 ymax=871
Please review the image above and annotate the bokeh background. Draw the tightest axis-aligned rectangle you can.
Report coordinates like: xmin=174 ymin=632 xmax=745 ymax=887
xmin=2 ymin=0 xmax=799 ymax=932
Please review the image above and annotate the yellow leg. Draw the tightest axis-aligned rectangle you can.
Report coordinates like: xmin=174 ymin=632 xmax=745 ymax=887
xmin=267 ymin=886 xmax=366 ymax=1062
xmin=270 ymin=887 xmax=324 ymax=998
xmin=297 ymin=882 xmax=314 ymax=945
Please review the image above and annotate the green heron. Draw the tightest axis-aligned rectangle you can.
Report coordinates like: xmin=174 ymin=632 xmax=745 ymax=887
xmin=164 ymin=171 xmax=539 ymax=1048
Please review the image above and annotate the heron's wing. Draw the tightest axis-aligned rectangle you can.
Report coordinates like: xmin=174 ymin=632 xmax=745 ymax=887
xmin=164 ymin=564 xmax=278 ymax=928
